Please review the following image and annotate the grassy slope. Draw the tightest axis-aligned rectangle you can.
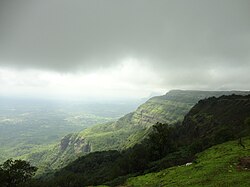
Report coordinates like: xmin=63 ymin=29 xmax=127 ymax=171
xmin=76 ymin=90 xmax=250 ymax=152
xmin=125 ymin=137 xmax=250 ymax=187
xmin=26 ymin=94 xmax=250 ymax=186
xmin=31 ymin=93 xmax=193 ymax=171
xmin=30 ymin=90 xmax=250 ymax=173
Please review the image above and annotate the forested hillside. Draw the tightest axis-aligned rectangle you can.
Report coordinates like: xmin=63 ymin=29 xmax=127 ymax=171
xmin=25 ymin=90 xmax=250 ymax=175
xmin=29 ymin=94 xmax=250 ymax=186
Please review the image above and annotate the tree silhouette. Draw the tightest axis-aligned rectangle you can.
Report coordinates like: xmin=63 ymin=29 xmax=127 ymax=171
xmin=0 ymin=159 xmax=37 ymax=187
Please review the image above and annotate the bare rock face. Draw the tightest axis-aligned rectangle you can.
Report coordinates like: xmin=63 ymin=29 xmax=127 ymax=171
xmin=73 ymin=137 xmax=91 ymax=154
xmin=82 ymin=141 xmax=91 ymax=153
xmin=60 ymin=134 xmax=91 ymax=154
xmin=60 ymin=134 xmax=72 ymax=151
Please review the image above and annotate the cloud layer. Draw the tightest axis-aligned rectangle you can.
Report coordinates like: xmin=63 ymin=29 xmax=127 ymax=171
xmin=0 ymin=0 xmax=249 ymax=98
xmin=0 ymin=59 xmax=165 ymax=99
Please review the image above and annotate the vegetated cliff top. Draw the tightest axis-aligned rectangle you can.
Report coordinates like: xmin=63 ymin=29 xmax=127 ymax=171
xmin=161 ymin=89 xmax=250 ymax=103
xmin=181 ymin=94 xmax=250 ymax=146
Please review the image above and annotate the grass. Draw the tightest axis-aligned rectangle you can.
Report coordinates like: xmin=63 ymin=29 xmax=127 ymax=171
xmin=124 ymin=137 xmax=250 ymax=187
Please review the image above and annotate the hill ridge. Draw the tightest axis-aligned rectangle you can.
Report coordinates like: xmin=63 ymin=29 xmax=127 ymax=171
xmin=25 ymin=90 xmax=250 ymax=173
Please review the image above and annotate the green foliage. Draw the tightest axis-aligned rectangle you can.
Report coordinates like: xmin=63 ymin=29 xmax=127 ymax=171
xmin=0 ymin=102 xmax=118 ymax=167
xmin=45 ymin=122 xmax=180 ymax=186
xmin=0 ymin=159 xmax=37 ymax=187
xmin=181 ymin=94 xmax=250 ymax=149
xmin=126 ymin=137 xmax=250 ymax=187
xmin=53 ymin=151 xmax=122 ymax=186
xmin=2 ymin=91 xmax=250 ymax=184
xmin=0 ymin=97 xmax=140 ymax=172
xmin=146 ymin=122 xmax=177 ymax=160
xmin=45 ymin=94 xmax=250 ymax=186
xmin=40 ymin=90 xmax=243 ymax=173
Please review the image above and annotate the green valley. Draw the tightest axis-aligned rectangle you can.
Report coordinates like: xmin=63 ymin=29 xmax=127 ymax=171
xmin=0 ymin=98 xmax=141 ymax=167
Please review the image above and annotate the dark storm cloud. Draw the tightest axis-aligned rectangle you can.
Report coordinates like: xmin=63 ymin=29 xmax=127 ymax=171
xmin=0 ymin=0 xmax=249 ymax=89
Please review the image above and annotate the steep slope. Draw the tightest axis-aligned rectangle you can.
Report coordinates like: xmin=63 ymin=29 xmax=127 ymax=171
xmin=125 ymin=137 xmax=250 ymax=187
xmin=29 ymin=90 xmax=250 ymax=172
xmin=61 ymin=90 xmax=250 ymax=150
xmin=47 ymin=94 xmax=250 ymax=187
xmin=180 ymin=94 xmax=250 ymax=148
xmin=65 ymin=90 xmax=250 ymax=151
xmin=120 ymin=90 xmax=250 ymax=128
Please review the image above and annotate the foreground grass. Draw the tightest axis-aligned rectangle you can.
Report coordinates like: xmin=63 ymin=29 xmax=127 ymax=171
xmin=125 ymin=137 xmax=250 ymax=187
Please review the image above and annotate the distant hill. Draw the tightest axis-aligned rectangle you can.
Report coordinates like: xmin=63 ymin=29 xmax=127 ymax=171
xmin=25 ymin=90 xmax=250 ymax=174
xmin=130 ymin=90 xmax=250 ymax=127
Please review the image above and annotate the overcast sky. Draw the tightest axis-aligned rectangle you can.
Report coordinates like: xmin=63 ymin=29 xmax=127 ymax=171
xmin=0 ymin=0 xmax=249 ymax=100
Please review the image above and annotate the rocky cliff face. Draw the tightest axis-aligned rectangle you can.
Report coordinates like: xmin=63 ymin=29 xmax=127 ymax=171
xmin=122 ymin=90 xmax=250 ymax=128
xmin=60 ymin=134 xmax=92 ymax=154
xmin=130 ymin=98 xmax=192 ymax=127
xmin=57 ymin=90 xmax=250 ymax=155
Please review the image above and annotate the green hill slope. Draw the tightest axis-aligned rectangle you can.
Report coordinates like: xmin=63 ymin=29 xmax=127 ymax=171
xmin=26 ymin=90 xmax=250 ymax=173
xmin=179 ymin=94 xmax=250 ymax=150
xmin=10 ymin=94 xmax=249 ymax=186
xmin=58 ymin=90 xmax=250 ymax=152
xmin=46 ymin=94 xmax=250 ymax=187
xmin=125 ymin=137 xmax=250 ymax=187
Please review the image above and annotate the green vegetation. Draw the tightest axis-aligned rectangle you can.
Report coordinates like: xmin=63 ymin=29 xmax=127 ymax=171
xmin=1 ymin=91 xmax=250 ymax=185
xmin=0 ymin=106 xmax=114 ymax=162
xmin=36 ymin=90 xmax=249 ymax=173
xmin=39 ymin=94 xmax=250 ymax=187
xmin=2 ymin=95 xmax=250 ymax=187
xmin=126 ymin=137 xmax=250 ymax=187
xmin=0 ymin=98 xmax=140 ymax=175
xmin=79 ymin=90 xmax=250 ymax=151
xmin=0 ymin=159 xmax=37 ymax=187
xmin=25 ymin=90 xmax=195 ymax=172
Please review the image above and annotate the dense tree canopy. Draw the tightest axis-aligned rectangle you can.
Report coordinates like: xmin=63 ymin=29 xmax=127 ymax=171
xmin=0 ymin=159 xmax=37 ymax=187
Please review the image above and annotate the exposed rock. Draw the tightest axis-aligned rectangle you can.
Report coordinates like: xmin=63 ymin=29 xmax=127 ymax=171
xmin=60 ymin=134 xmax=72 ymax=151
xmin=73 ymin=137 xmax=91 ymax=154
xmin=82 ymin=141 xmax=91 ymax=153
xmin=237 ymin=157 xmax=250 ymax=171
xmin=60 ymin=134 xmax=91 ymax=154
xmin=185 ymin=162 xmax=192 ymax=166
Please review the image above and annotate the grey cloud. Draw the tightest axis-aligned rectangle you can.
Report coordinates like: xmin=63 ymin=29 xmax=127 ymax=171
xmin=0 ymin=0 xmax=249 ymax=89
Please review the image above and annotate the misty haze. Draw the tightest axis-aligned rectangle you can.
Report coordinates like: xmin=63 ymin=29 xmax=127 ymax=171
xmin=0 ymin=0 xmax=249 ymax=186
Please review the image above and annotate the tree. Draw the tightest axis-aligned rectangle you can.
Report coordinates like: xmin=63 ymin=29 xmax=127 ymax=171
xmin=0 ymin=159 xmax=37 ymax=187
xmin=147 ymin=122 xmax=176 ymax=160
